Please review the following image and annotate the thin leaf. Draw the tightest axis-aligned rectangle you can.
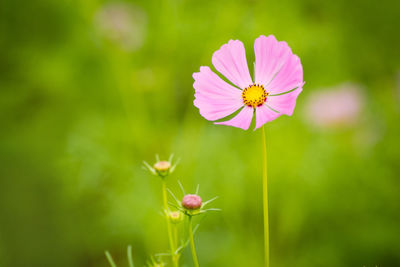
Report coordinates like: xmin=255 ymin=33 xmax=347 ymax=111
xmin=127 ymin=245 xmax=134 ymax=267
xmin=143 ymin=161 xmax=155 ymax=175
xmin=177 ymin=180 xmax=186 ymax=195
xmin=167 ymin=188 xmax=181 ymax=205
xmin=105 ymin=251 xmax=117 ymax=267
xmin=204 ymin=208 xmax=221 ymax=212
xmin=168 ymin=203 xmax=178 ymax=210
xmin=170 ymin=164 xmax=176 ymax=173
xmin=193 ymin=224 xmax=199 ymax=234
xmin=202 ymin=196 xmax=219 ymax=207
xmin=170 ymin=158 xmax=180 ymax=173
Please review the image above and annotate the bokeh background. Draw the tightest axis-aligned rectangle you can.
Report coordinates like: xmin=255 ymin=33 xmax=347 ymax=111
xmin=1 ymin=0 xmax=400 ymax=266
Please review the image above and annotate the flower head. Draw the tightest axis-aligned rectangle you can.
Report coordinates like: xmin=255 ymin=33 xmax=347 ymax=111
xmin=143 ymin=154 xmax=179 ymax=178
xmin=168 ymin=182 xmax=220 ymax=217
xmin=168 ymin=210 xmax=183 ymax=224
xmin=182 ymin=194 xmax=202 ymax=210
xmin=154 ymin=160 xmax=171 ymax=174
xmin=193 ymin=35 xmax=304 ymax=130
xmin=304 ymin=83 xmax=364 ymax=128
xmin=94 ymin=2 xmax=147 ymax=51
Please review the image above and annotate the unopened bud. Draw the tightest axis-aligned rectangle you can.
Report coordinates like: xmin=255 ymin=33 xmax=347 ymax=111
xmin=153 ymin=161 xmax=171 ymax=177
xmin=182 ymin=194 xmax=202 ymax=210
xmin=168 ymin=211 xmax=183 ymax=224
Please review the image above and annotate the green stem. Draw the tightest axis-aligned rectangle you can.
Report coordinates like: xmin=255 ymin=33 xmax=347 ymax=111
xmin=173 ymin=224 xmax=179 ymax=248
xmin=261 ymin=126 xmax=270 ymax=267
xmin=188 ymin=216 xmax=199 ymax=267
xmin=162 ymin=181 xmax=179 ymax=267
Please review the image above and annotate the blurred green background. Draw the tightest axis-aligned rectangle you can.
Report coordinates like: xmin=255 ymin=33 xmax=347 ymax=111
xmin=1 ymin=0 xmax=400 ymax=266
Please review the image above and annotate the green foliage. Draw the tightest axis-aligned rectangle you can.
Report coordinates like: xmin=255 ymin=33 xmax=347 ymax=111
xmin=0 ymin=0 xmax=400 ymax=266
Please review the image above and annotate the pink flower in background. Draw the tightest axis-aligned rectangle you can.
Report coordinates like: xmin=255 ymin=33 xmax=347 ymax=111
xmin=193 ymin=35 xmax=304 ymax=130
xmin=304 ymin=83 xmax=365 ymax=128
xmin=95 ymin=2 xmax=147 ymax=51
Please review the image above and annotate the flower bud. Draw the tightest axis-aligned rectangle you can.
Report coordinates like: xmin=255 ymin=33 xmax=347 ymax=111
xmin=153 ymin=161 xmax=171 ymax=177
xmin=168 ymin=211 xmax=183 ymax=224
xmin=182 ymin=194 xmax=202 ymax=210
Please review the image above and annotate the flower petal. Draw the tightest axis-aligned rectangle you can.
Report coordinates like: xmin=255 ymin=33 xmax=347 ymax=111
xmin=193 ymin=66 xmax=244 ymax=121
xmin=254 ymin=104 xmax=281 ymax=130
xmin=215 ymin=106 xmax=253 ymax=130
xmin=267 ymin=88 xmax=303 ymax=116
xmin=266 ymin=54 xmax=303 ymax=95
xmin=254 ymin=35 xmax=293 ymax=87
xmin=212 ymin=40 xmax=253 ymax=89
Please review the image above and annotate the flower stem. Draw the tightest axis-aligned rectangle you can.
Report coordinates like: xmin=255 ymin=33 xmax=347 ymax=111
xmin=188 ymin=216 xmax=200 ymax=267
xmin=162 ymin=181 xmax=179 ymax=267
xmin=173 ymin=224 xmax=179 ymax=248
xmin=261 ymin=126 xmax=270 ymax=267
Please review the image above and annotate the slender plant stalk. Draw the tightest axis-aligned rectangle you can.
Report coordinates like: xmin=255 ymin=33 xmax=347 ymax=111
xmin=162 ymin=181 xmax=179 ymax=267
xmin=173 ymin=224 xmax=179 ymax=248
xmin=188 ymin=216 xmax=199 ymax=267
xmin=105 ymin=251 xmax=117 ymax=267
xmin=261 ymin=126 xmax=270 ymax=267
xmin=127 ymin=245 xmax=134 ymax=267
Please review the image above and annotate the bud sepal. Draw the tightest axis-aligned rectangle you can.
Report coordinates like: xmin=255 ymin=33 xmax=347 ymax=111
xmin=143 ymin=154 xmax=179 ymax=178
xmin=167 ymin=182 xmax=220 ymax=217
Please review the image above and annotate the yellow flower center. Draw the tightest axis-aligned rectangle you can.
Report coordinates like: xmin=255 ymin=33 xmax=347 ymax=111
xmin=242 ymin=84 xmax=268 ymax=108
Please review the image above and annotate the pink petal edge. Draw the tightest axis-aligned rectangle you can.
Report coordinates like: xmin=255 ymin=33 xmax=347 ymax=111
xmin=254 ymin=104 xmax=282 ymax=130
xmin=212 ymin=40 xmax=253 ymax=89
xmin=254 ymin=35 xmax=293 ymax=87
xmin=266 ymin=54 xmax=303 ymax=95
xmin=193 ymin=66 xmax=244 ymax=121
xmin=215 ymin=106 xmax=253 ymax=130
xmin=267 ymin=87 xmax=303 ymax=116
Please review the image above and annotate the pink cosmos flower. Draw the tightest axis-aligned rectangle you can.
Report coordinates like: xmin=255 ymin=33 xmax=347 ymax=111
xmin=193 ymin=35 xmax=304 ymax=130
xmin=95 ymin=2 xmax=147 ymax=51
xmin=304 ymin=83 xmax=364 ymax=128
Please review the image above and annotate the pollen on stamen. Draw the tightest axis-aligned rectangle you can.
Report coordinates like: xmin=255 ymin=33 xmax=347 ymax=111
xmin=242 ymin=84 xmax=268 ymax=108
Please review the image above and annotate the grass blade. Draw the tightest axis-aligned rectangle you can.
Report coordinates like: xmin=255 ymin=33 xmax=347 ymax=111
xmin=127 ymin=245 xmax=134 ymax=267
xmin=105 ymin=251 xmax=117 ymax=267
